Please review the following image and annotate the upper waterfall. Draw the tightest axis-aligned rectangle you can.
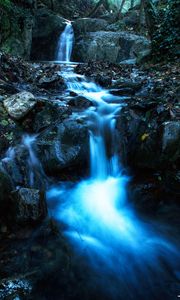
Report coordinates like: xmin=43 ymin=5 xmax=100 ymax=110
xmin=56 ymin=22 xmax=74 ymax=62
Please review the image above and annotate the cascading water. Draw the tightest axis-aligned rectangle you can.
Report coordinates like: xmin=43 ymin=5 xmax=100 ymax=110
xmin=47 ymin=68 xmax=180 ymax=299
xmin=1 ymin=134 xmax=47 ymax=189
xmin=22 ymin=134 xmax=47 ymax=188
xmin=56 ymin=22 xmax=74 ymax=62
xmin=46 ymin=24 xmax=180 ymax=299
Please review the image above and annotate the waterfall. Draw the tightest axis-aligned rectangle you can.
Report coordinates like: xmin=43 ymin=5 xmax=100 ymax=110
xmin=47 ymin=65 xmax=179 ymax=299
xmin=22 ymin=134 xmax=42 ymax=187
xmin=1 ymin=135 xmax=47 ymax=189
xmin=56 ymin=22 xmax=74 ymax=62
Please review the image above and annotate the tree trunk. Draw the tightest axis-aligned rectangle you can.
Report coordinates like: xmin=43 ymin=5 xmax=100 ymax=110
xmin=131 ymin=0 xmax=135 ymax=9
xmin=119 ymin=0 xmax=126 ymax=13
xmin=138 ymin=0 xmax=144 ymax=31
xmin=116 ymin=0 xmax=126 ymax=19
xmin=143 ymin=0 xmax=158 ymax=39
xmin=87 ymin=0 xmax=104 ymax=17
xmin=50 ymin=0 xmax=54 ymax=10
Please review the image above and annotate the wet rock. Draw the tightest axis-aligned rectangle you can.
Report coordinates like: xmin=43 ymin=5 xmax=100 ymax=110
xmin=3 ymin=91 xmax=36 ymax=120
xmin=68 ymin=95 xmax=93 ymax=109
xmin=74 ymin=31 xmax=150 ymax=63
xmin=129 ymin=182 xmax=160 ymax=213
xmin=106 ymin=20 xmax=126 ymax=32
xmin=73 ymin=18 xmax=108 ymax=35
xmin=31 ymin=8 xmax=67 ymax=60
xmin=99 ymin=12 xmax=119 ymax=24
xmin=162 ymin=121 xmax=180 ymax=161
xmin=119 ymin=58 xmax=137 ymax=65
xmin=95 ymin=74 xmax=112 ymax=87
xmin=32 ymin=101 xmax=71 ymax=133
xmin=1 ymin=113 xmax=88 ymax=184
xmin=37 ymin=73 xmax=65 ymax=89
xmin=112 ymin=79 xmax=142 ymax=91
xmin=69 ymin=91 xmax=78 ymax=97
xmin=36 ymin=117 xmax=88 ymax=176
xmin=11 ymin=188 xmax=47 ymax=224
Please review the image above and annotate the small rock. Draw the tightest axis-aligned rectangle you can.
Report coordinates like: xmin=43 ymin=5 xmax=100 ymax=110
xmin=120 ymin=58 xmax=137 ymax=65
xmin=37 ymin=73 xmax=64 ymax=89
xmin=68 ymin=96 xmax=93 ymax=108
xmin=137 ymin=49 xmax=151 ymax=64
xmin=3 ymin=91 xmax=36 ymax=120
xmin=110 ymin=87 xmax=135 ymax=96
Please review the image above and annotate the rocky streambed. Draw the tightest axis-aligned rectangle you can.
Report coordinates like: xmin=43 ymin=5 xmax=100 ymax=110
xmin=0 ymin=52 xmax=180 ymax=300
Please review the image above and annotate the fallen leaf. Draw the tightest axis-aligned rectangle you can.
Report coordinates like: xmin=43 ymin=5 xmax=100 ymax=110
xmin=141 ymin=133 xmax=149 ymax=142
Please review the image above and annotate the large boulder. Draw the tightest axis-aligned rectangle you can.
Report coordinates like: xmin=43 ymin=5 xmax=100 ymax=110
xmin=36 ymin=116 xmax=89 ymax=176
xmin=117 ymin=107 xmax=180 ymax=170
xmin=73 ymin=18 xmax=109 ymax=35
xmin=3 ymin=91 xmax=36 ymax=120
xmin=31 ymin=8 xmax=67 ymax=60
xmin=73 ymin=31 xmax=150 ymax=63
xmin=0 ymin=169 xmax=46 ymax=228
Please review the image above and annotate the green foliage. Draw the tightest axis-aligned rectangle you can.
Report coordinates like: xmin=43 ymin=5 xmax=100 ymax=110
xmin=0 ymin=0 xmax=11 ymax=9
xmin=0 ymin=1 xmax=11 ymax=44
xmin=152 ymin=0 xmax=180 ymax=60
xmin=0 ymin=0 xmax=31 ymax=52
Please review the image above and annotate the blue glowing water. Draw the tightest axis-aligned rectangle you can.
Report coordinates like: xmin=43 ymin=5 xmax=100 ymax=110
xmin=48 ymin=36 xmax=180 ymax=298
xmin=56 ymin=22 xmax=74 ymax=62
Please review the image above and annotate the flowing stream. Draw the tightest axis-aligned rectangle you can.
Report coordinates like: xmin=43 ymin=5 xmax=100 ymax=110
xmin=46 ymin=25 xmax=180 ymax=299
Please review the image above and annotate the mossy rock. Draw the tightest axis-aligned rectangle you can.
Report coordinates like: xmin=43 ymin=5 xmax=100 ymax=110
xmin=0 ymin=103 xmax=22 ymax=154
